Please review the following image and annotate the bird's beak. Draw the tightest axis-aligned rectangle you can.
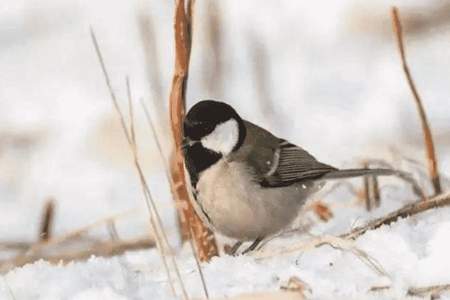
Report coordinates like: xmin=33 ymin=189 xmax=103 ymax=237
xmin=181 ymin=137 xmax=195 ymax=150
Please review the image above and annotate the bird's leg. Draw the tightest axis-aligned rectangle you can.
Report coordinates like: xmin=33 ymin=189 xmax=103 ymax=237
xmin=241 ymin=237 xmax=264 ymax=255
xmin=229 ymin=241 xmax=243 ymax=256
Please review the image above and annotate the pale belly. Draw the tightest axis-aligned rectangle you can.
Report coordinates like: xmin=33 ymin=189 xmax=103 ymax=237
xmin=194 ymin=159 xmax=314 ymax=241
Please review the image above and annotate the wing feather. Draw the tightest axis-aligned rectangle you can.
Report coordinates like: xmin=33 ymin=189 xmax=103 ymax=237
xmin=230 ymin=121 xmax=336 ymax=188
xmin=261 ymin=140 xmax=336 ymax=187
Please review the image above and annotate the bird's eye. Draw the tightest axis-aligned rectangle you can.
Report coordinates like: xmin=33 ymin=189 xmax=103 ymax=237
xmin=184 ymin=120 xmax=212 ymax=140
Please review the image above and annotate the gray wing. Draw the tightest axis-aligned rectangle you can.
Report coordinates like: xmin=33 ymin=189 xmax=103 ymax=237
xmin=232 ymin=121 xmax=337 ymax=188
xmin=260 ymin=140 xmax=337 ymax=187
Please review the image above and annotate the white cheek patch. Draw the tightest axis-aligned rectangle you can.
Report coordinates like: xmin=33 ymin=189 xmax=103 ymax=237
xmin=201 ymin=119 xmax=239 ymax=155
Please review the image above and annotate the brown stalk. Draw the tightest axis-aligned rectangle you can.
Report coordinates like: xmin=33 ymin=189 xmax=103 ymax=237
xmin=1 ymin=208 xmax=140 ymax=273
xmin=169 ymin=0 xmax=218 ymax=261
xmin=371 ymin=175 xmax=381 ymax=208
xmin=140 ymin=99 xmax=210 ymax=299
xmin=362 ymin=163 xmax=372 ymax=211
xmin=0 ymin=238 xmax=154 ymax=272
xmin=408 ymin=283 xmax=450 ymax=298
xmin=342 ymin=191 xmax=450 ymax=240
xmin=361 ymin=162 xmax=381 ymax=210
xmin=364 ymin=159 xmax=426 ymax=201
xmin=39 ymin=199 xmax=55 ymax=241
xmin=0 ymin=241 xmax=31 ymax=251
xmin=391 ymin=7 xmax=441 ymax=196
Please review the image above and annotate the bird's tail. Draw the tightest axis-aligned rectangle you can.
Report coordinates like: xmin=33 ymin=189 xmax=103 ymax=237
xmin=321 ymin=168 xmax=394 ymax=180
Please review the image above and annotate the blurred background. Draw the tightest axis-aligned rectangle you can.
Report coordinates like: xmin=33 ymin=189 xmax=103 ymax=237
xmin=1 ymin=0 xmax=449 ymax=249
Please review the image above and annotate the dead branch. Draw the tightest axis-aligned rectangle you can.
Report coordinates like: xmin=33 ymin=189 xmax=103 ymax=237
xmin=169 ymin=0 xmax=218 ymax=261
xmin=391 ymin=7 xmax=441 ymax=195
xmin=255 ymin=235 xmax=388 ymax=278
xmin=39 ymin=199 xmax=55 ymax=241
xmin=0 ymin=238 xmax=154 ymax=273
xmin=25 ymin=208 xmax=139 ymax=256
xmin=342 ymin=191 xmax=450 ymax=240
xmin=365 ymin=159 xmax=426 ymax=200
xmin=371 ymin=175 xmax=381 ymax=208
xmin=0 ymin=241 xmax=32 ymax=251
xmin=362 ymin=162 xmax=372 ymax=211
xmin=408 ymin=283 xmax=450 ymax=298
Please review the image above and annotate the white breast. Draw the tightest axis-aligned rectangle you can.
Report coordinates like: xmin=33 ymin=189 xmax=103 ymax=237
xmin=195 ymin=159 xmax=311 ymax=240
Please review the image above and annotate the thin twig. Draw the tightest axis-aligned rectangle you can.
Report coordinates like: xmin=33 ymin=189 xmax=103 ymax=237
xmin=39 ymin=199 xmax=55 ymax=241
xmin=365 ymin=159 xmax=426 ymax=201
xmin=107 ymin=221 xmax=133 ymax=287
xmin=125 ymin=77 xmax=189 ymax=300
xmin=362 ymin=163 xmax=372 ymax=211
xmin=0 ymin=209 xmax=141 ymax=273
xmin=141 ymin=99 xmax=210 ymax=299
xmin=371 ymin=175 xmax=381 ymax=208
xmin=0 ymin=238 xmax=155 ymax=273
xmin=1 ymin=276 xmax=16 ymax=300
xmin=408 ymin=283 xmax=450 ymax=297
xmin=342 ymin=191 xmax=450 ymax=240
xmin=0 ymin=241 xmax=32 ymax=251
xmin=22 ymin=208 xmax=139 ymax=257
xmin=90 ymin=28 xmax=184 ymax=299
xmin=391 ymin=7 xmax=441 ymax=196
xmin=188 ymin=228 xmax=210 ymax=300
xmin=140 ymin=99 xmax=172 ymax=190
xmin=140 ymin=97 xmax=189 ymax=240
xmin=255 ymin=235 xmax=388 ymax=278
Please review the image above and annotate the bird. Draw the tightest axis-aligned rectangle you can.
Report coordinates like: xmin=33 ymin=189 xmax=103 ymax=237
xmin=182 ymin=100 xmax=393 ymax=254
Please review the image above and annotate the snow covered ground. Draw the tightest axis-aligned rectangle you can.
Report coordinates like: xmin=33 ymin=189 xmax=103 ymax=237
xmin=1 ymin=0 xmax=450 ymax=299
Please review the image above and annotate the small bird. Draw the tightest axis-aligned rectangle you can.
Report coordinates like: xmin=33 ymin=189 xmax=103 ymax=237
xmin=182 ymin=100 xmax=393 ymax=254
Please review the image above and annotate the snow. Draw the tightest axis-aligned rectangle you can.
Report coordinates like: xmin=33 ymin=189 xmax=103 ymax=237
xmin=1 ymin=0 xmax=450 ymax=299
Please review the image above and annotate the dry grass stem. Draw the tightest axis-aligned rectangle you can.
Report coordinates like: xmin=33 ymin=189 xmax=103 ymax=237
xmin=408 ymin=283 xmax=450 ymax=298
xmin=125 ymin=78 xmax=189 ymax=300
xmin=188 ymin=228 xmax=210 ymax=300
xmin=0 ymin=241 xmax=31 ymax=251
xmin=1 ymin=276 xmax=16 ymax=300
xmin=140 ymin=99 xmax=172 ymax=184
xmin=141 ymin=99 xmax=209 ymax=300
xmin=371 ymin=175 xmax=381 ymax=207
xmin=365 ymin=159 xmax=426 ymax=200
xmin=39 ymin=199 xmax=55 ymax=241
xmin=391 ymin=7 xmax=441 ymax=196
xmin=362 ymin=163 xmax=372 ymax=211
xmin=21 ymin=208 xmax=139 ymax=257
xmin=90 ymin=29 xmax=187 ymax=299
xmin=342 ymin=191 xmax=450 ymax=240
xmin=255 ymin=235 xmax=388 ymax=277
xmin=0 ymin=238 xmax=155 ymax=272
xmin=0 ymin=209 xmax=141 ymax=273
xmin=140 ymin=99 xmax=187 ymax=240
xmin=169 ymin=0 xmax=218 ymax=261
xmin=368 ymin=285 xmax=391 ymax=292
xmin=362 ymin=161 xmax=382 ymax=210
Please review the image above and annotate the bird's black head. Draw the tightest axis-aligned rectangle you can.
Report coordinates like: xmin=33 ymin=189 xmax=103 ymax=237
xmin=182 ymin=100 xmax=246 ymax=187
xmin=183 ymin=100 xmax=246 ymax=154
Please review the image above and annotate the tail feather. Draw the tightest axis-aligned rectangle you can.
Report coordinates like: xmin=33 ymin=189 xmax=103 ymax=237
xmin=321 ymin=168 xmax=394 ymax=180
